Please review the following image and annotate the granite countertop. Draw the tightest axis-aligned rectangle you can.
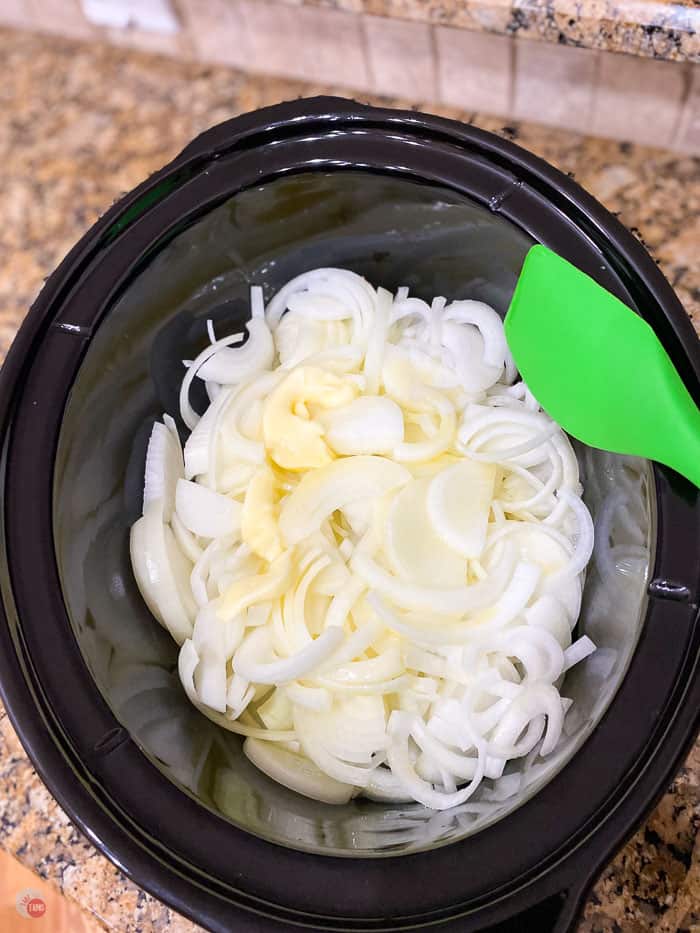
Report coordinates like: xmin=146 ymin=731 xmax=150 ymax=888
xmin=0 ymin=26 xmax=699 ymax=933
xmin=290 ymin=0 xmax=700 ymax=62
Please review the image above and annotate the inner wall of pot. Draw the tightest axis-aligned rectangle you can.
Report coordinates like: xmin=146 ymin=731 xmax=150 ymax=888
xmin=53 ymin=171 xmax=653 ymax=856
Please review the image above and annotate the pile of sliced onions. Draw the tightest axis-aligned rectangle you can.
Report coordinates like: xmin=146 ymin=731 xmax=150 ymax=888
xmin=130 ymin=267 xmax=596 ymax=810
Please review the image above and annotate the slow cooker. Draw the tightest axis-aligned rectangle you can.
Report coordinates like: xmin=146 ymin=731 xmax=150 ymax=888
xmin=0 ymin=98 xmax=699 ymax=932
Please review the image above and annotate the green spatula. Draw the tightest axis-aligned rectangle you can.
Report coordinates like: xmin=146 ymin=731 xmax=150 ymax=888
xmin=504 ymin=245 xmax=700 ymax=488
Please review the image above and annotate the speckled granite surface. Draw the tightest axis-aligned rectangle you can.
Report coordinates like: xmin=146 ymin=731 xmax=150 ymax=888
xmin=286 ymin=0 xmax=700 ymax=62
xmin=0 ymin=27 xmax=698 ymax=933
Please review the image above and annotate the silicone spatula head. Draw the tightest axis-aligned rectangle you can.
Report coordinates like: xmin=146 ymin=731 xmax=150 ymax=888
xmin=504 ymin=245 xmax=700 ymax=488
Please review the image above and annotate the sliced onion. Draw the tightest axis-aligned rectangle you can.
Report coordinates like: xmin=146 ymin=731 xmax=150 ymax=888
xmin=279 ymin=456 xmax=411 ymax=547
xmin=440 ymin=322 xmax=502 ymax=394
xmin=175 ymin=479 xmax=242 ymax=539
xmin=257 ymin=688 xmax=293 ymax=730
xmin=384 ymin=477 xmax=466 ymax=586
xmin=496 ymin=624 xmax=565 ymax=683
xmin=321 ymin=395 xmax=404 ymax=456
xmin=443 ymin=300 xmax=508 ymax=368
xmin=170 ymin=510 xmax=204 ymax=564
xmin=524 ymin=595 xmax=572 ymax=649
xmin=426 ymin=460 xmax=496 ymax=559
xmin=227 ymin=673 xmax=255 ymax=719
xmin=285 ymin=682 xmax=332 ymax=711
xmin=363 ymin=286 xmax=391 ymax=394
xmin=563 ymin=635 xmax=597 ymax=672
xmin=130 ymin=499 xmax=194 ymax=645
xmin=234 ymin=626 xmax=344 ymax=684
xmin=243 ymin=738 xmax=356 ymax=804
xmin=293 ymin=700 xmax=384 ymax=786
xmin=387 ymin=711 xmax=485 ymax=810
xmin=183 ymin=387 xmax=232 ymax=480
xmin=266 ymin=268 xmax=376 ymax=331
xmin=548 ymin=489 xmax=595 ymax=582
xmin=322 ymin=637 xmax=403 ymax=686
xmin=133 ymin=270 xmax=602 ymax=813
xmin=241 ymin=465 xmax=282 ymax=560
xmin=217 ymin=551 xmax=293 ymax=621
xmin=195 ymin=317 xmax=274 ymax=385
xmin=213 ymin=371 xmax=281 ymax=473
xmin=352 ymin=542 xmax=515 ymax=615
xmin=262 ymin=365 xmax=357 ymax=471
xmin=393 ymin=389 xmax=455 ymax=463
xmin=143 ymin=421 xmax=184 ymax=521
xmin=179 ymin=639 xmax=253 ymax=725
xmin=179 ymin=330 xmax=245 ymax=430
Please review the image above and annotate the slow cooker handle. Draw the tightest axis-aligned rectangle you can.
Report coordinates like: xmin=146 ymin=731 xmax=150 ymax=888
xmin=546 ymin=882 xmax=592 ymax=933
xmin=506 ymin=878 xmax=592 ymax=933
xmin=442 ymin=876 xmax=592 ymax=932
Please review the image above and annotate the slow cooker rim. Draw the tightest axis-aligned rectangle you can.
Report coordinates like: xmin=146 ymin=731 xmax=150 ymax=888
xmin=1 ymin=98 xmax=699 ymax=933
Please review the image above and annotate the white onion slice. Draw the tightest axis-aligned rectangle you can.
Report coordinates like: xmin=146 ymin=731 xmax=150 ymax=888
xmin=195 ymin=318 xmax=274 ymax=385
xmin=179 ymin=331 xmax=245 ymax=429
xmin=563 ymin=635 xmax=597 ymax=672
xmin=443 ymin=300 xmax=508 ymax=368
xmin=217 ymin=551 xmax=292 ymax=621
xmin=279 ymin=456 xmax=411 ymax=547
xmin=175 ymin=479 xmax=242 ymax=539
xmin=234 ymin=626 xmax=344 ymax=684
xmin=285 ymin=682 xmax=332 ymax=711
xmin=321 ymin=396 xmax=404 ymax=456
xmin=352 ymin=543 xmax=514 ymax=615
xmin=363 ymin=286 xmax=391 ymax=395
xmin=170 ymin=511 xmax=203 ymax=564
xmin=427 ymin=460 xmax=496 ymax=559
xmin=243 ymin=738 xmax=356 ymax=804
xmin=143 ymin=421 xmax=184 ymax=521
xmin=387 ymin=711 xmax=485 ymax=810
xmin=384 ymin=477 xmax=466 ymax=586
xmin=130 ymin=499 xmax=194 ymax=644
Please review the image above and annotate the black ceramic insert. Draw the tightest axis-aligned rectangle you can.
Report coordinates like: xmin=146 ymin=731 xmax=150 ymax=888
xmin=0 ymin=98 xmax=698 ymax=933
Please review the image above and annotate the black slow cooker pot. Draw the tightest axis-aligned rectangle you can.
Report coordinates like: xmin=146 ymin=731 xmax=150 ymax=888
xmin=1 ymin=98 xmax=699 ymax=933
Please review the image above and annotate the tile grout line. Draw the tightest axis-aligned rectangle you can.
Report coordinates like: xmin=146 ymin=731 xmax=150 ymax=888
xmin=507 ymin=32 xmax=517 ymax=121
xmin=587 ymin=49 xmax=601 ymax=136
xmin=427 ymin=22 xmax=439 ymax=105
xmin=359 ymin=13 xmax=376 ymax=95
xmin=433 ymin=24 xmax=445 ymax=105
xmin=671 ymin=61 xmax=694 ymax=151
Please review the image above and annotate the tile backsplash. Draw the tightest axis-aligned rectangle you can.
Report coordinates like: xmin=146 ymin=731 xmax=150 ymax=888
xmin=591 ymin=53 xmax=688 ymax=150
xmin=435 ymin=26 xmax=511 ymax=117
xmin=363 ymin=15 xmax=436 ymax=102
xmin=239 ymin=1 xmax=369 ymax=88
xmin=179 ymin=0 xmax=250 ymax=68
xmin=513 ymin=42 xmax=597 ymax=134
xmin=676 ymin=67 xmax=700 ymax=154
xmin=0 ymin=0 xmax=697 ymax=152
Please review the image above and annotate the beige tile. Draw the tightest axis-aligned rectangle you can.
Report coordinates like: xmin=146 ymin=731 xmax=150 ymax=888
xmin=592 ymin=51 xmax=686 ymax=149
xmin=100 ymin=24 xmax=189 ymax=57
xmin=277 ymin=0 xmax=364 ymax=9
xmin=435 ymin=26 xmax=511 ymax=117
xmin=0 ymin=0 xmax=35 ymax=29
xmin=239 ymin=0 xmax=369 ymax=89
xmin=675 ymin=65 xmax=700 ymax=154
xmin=514 ymin=40 xmax=596 ymax=133
xmin=363 ymin=14 xmax=435 ymax=100
xmin=28 ymin=0 xmax=94 ymax=38
xmin=179 ymin=0 xmax=252 ymax=69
